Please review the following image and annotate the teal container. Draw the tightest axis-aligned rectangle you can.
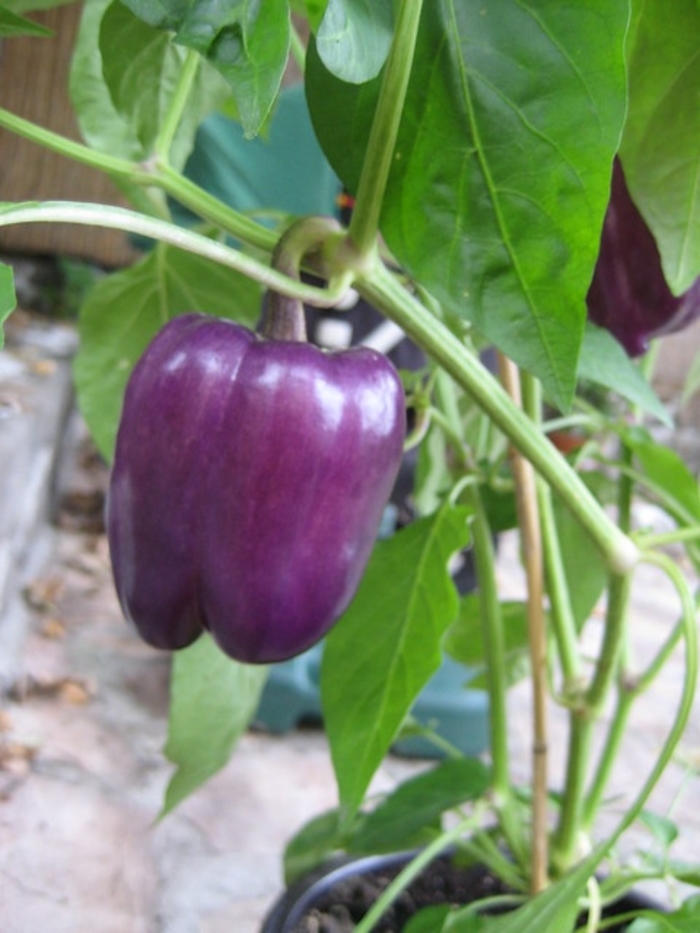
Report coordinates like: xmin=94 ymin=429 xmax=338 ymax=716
xmin=254 ymin=644 xmax=489 ymax=760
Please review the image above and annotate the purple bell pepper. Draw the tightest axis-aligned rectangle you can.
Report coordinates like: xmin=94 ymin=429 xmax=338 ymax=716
xmin=587 ymin=157 xmax=700 ymax=357
xmin=107 ymin=313 xmax=405 ymax=664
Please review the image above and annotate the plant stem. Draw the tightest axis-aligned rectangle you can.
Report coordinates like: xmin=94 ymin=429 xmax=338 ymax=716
xmin=498 ymin=356 xmax=549 ymax=894
xmin=581 ymin=690 xmax=634 ymax=833
xmin=155 ymin=49 xmax=201 ymax=163
xmin=0 ymin=104 xmax=278 ymax=253
xmin=358 ymin=263 xmax=640 ymax=575
xmin=605 ymin=551 xmax=697 ymax=846
xmin=289 ymin=18 xmax=307 ymax=73
xmin=352 ymin=819 xmax=474 ymax=933
xmin=346 ymin=0 xmax=423 ymax=262
xmin=585 ymin=572 xmax=632 ymax=714
xmin=551 ymin=712 xmax=594 ymax=872
xmin=636 ymin=524 xmax=700 ymax=549
xmin=157 ymin=164 xmax=278 ymax=252
xmin=467 ymin=487 xmax=512 ymax=802
xmin=0 ymin=105 xmax=139 ymax=178
xmin=261 ymin=215 xmax=345 ymax=341
xmin=552 ymin=570 xmax=630 ymax=868
xmin=0 ymin=201 xmax=346 ymax=306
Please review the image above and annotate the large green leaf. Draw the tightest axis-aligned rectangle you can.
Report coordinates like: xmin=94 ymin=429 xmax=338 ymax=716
xmin=71 ymin=0 xmax=229 ymax=168
xmin=316 ymin=0 xmax=393 ymax=84
xmin=307 ymin=2 xmax=629 ymax=410
xmin=0 ymin=262 xmax=16 ymax=348
xmin=102 ymin=0 xmax=230 ymax=167
xmin=120 ymin=0 xmax=290 ymax=136
xmin=161 ymin=634 xmax=268 ymax=815
xmin=621 ymin=0 xmax=700 ymax=294
xmin=321 ymin=503 xmax=470 ymax=817
xmin=73 ymin=244 xmax=262 ymax=460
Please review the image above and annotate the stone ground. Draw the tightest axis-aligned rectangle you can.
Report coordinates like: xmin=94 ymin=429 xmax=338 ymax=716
xmin=1 ymin=306 xmax=699 ymax=932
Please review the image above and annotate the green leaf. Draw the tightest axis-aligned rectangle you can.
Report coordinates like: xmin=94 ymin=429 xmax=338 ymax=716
xmin=551 ymin=488 xmax=608 ymax=630
xmin=97 ymin=0 xmax=229 ymax=168
xmin=348 ymin=758 xmax=490 ymax=856
xmin=446 ymin=848 xmax=605 ymax=933
xmin=404 ymin=906 xmax=454 ymax=933
xmin=72 ymin=244 xmax=262 ymax=461
xmin=627 ymin=895 xmax=700 ymax=932
xmin=316 ymin=0 xmax=393 ymax=84
xmin=321 ymin=503 xmax=471 ymax=817
xmin=578 ymin=323 xmax=672 ymax=427
xmin=638 ymin=811 xmax=678 ymax=850
xmin=444 ymin=596 xmax=530 ymax=690
xmin=70 ymin=0 xmax=156 ymax=162
xmin=0 ymin=263 xmax=16 ymax=348
xmin=161 ymin=634 xmax=268 ymax=815
xmin=307 ymin=2 xmax=629 ymax=410
xmin=621 ymin=0 xmax=700 ymax=294
xmin=305 ymin=35 xmax=380 ymax=191
xmin=283 ymin=808 xmax=348 ymax=885
xmin=123 ymin=0 xmax=291 ymax=137
xmin=621 ymin=425 xmax=700 ymax=523
xmin=0 ymin=4 xmax=52 ymax=36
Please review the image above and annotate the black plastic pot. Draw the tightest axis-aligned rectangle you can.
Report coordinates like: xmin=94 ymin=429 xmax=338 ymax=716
xmin=260 ymin=850 xmax=665 ymax=933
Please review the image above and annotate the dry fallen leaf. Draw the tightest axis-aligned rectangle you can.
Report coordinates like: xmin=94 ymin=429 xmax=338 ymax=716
xmin=23 ymin=576 xmax=65 ymax=612
xmin=39 ymin=617 xmax=67 ymax=639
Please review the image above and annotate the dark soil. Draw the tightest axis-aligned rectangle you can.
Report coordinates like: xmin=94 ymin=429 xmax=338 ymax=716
xmin=289 ymin=856 xmax=511 ymax=933
xmin=285 ymin=855 xmax=652 ymax=933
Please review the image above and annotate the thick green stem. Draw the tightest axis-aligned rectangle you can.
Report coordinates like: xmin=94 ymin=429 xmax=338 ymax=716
xmin=157 ymin=164 xmax=278 ymax=252
xmin=358 ymin=264 xmax=640 ymax=575
xmin=0 ymin=105 xmax=139 ymax=178
xmin=585 ymin=572 xmax=633 ymax=714
xmin=538 ymin=491 xmax=582 ymax=689
xmin=468 ymin=486 xmax=511 ymax=803
xmin=0 ymin=104 xmax=278 ymax=252
xmin=552 ymin=564 xmax=632 ymax=869
xmin=581 ymin=690 xmax=635 ymax=833
xmin=0 ymin=201 xmax=346 ymax=306
xmin=346 ymin=0 xmax=423 ymax=261
xmin=551 ymin=713 xmax=594 ymax=872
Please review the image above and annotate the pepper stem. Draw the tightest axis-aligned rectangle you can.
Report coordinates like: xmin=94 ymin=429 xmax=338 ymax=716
xmin=261 ymin=215 xmax=344 ymax=342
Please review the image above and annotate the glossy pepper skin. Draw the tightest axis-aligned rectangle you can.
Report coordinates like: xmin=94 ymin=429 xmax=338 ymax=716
xmin=107 ymin=313 xmax=405 ymax=664
xmin=587 ymin=158 xmax=700 ymax=356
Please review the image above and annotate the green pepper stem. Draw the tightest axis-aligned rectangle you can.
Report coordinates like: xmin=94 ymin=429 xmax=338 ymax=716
xmin=0 ymin=200 xmax=345 ymax=307
xmin=358 ymin=264 xmax=640 ymax=575
xmin=0 ymin=104 xmax=279 ymax=252
xmin=346 ymin=0 xmax=424 ymax=262
xmin=262 ymin=215 xmax=345 ymax=341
